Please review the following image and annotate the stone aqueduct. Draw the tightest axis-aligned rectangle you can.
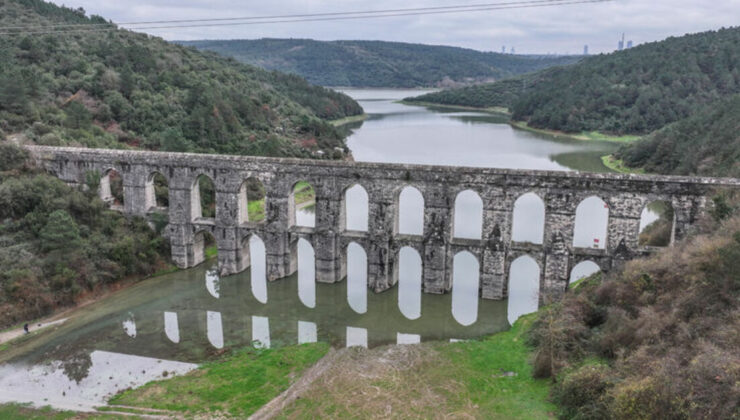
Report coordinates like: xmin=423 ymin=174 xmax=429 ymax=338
xmin=27 ymin=146 xmax=740 ymax=301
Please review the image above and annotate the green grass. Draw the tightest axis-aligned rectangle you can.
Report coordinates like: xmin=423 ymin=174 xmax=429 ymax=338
xmin=0 ymin=403 xmax=129 ymax=419
xmin=329 ymin=113 xmax=368 ymax=126
xmin=434 ymin=314 xmax=555 ymax=418
xmin=280 ymin=314 xmax=555 ymax=419
xmin=511 ymin=121 xmax=641 ymax=143
xmin=293 ymin=181 xmax=315 ymax=206
xmin=601 ymin=154 xmax=645 ymax=174
xmin=248 ymin=199 xmax=265 ymax=222
xmin=205 ymin=245 xmax=218 ymax=259
xmin=109 ymin=343 xmax=330 ymax=418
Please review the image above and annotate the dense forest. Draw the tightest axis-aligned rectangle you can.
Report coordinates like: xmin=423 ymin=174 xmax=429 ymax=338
xmin=179 ymin=38 xmax=581 ymax=88
xmin=0 ymin=144 xmax=170 ymax=328
xmin=0 ymin=0 xmax=362 ymax=158
xmin=409 ymin=27 xmax=740 ymax=135
xmin=615 ymin=94 xmax=740 ymax=177
xmin=529 ymin=192 xmax=739 ymax=419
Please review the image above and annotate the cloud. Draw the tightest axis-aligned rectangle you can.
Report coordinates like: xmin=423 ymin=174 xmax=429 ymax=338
xmin=50 ymin=0 xmax=740 ymax=54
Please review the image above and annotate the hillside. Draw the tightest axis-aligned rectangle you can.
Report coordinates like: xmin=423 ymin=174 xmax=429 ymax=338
xmin=0 ymin=0 xmax=362 ymax=158
xmin=529 ymin=192 xmax=740 ymax=419
xmin=178 ymin=38 xmax=581 ymax=88
xmin=409 ymin=27 xmax=740 ymax=136
xmin=0 ymin=144 xmax=170 ymax=328
xmin=615 ymin=94 xmax=740 ymax=177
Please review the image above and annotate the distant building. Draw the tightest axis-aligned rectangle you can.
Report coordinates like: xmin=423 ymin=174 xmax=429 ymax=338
xmin=583 ymin=45 xmax=589 ymax=55
xmin=618 ymin=33 xmax=625 ymax=51
xmin=501 ymin=45 xmax=506 ymax=53
xmin=627 ymin=40 xmax=633 ymax=49
xmin=510 ymin=47 xmax=516 ymax=54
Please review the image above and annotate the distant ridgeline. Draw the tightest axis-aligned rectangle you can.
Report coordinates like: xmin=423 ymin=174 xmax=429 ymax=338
xmin=0 ymin=0 xmax=362 ymax=159
xmin=409 ymin=27 xmax=740 ymax=177
xmin=178 ymin=39 xmax=582 ymax=88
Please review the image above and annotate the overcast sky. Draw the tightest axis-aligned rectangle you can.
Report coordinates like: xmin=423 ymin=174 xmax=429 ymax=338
xmin=50 ymin=0 xmax=740 ymax=54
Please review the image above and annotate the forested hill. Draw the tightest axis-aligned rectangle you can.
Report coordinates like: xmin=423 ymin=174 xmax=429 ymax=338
xmin=615 ymin=94 xmax=740 ymax=177
xmin=0 ymin=0 xmax=362 ymax=158
xmin=409 ymin=27 xmax=740 ymax=136
xmin=178 ymin=38 xmax=581 ymax=88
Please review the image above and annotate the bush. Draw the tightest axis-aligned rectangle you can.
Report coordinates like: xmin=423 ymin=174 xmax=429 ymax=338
xmin=553 ymin=363 xmax=613 ymax=419
xmin=0 ymin=143 xmax=28 ymax=171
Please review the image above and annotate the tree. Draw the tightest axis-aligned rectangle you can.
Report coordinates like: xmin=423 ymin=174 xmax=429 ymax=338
xmin=40 ymin=210 xmax=81 ymax=251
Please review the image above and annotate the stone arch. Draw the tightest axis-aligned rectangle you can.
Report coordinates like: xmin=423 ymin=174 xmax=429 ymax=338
xmin=289 ymin=180 xmax=316 ymax=228
xmin=638 ymin=200 xmax=675 ymax=247
xmin=145 ymin=171 xmax=168 ymax=211
xmin=191 ymin=174 xmax=216 ymax=220
xmin=511 ymin=192 xmax=545 ymax=244
xmin=395 ymin=246 xmax=423 ymax=320
xmin=573 ymin=195 xmax=609 ymax=249
xmin=569 ymin=260 xmax=601 ymax=286
xmin=508 ymin=254 xmax=541 ymax=324
xmin=192 ymin=230 xmax=217 ymax=267
xmin=99 ymin=168 xmax=124 ymax=208
xmin=237 ymin=177 xmax=266 ymax=225
xmin=395 ymin=185 xmax=425 ymax=236
xmin=451 ymin=250 xmax=480 ymax=326
xmin=453 ymin=189 xmax=483 ymax=239
xmin=341 ymin=183 xmax=369 ymax=232
xmin=346 ymin=242 xmax=368 ymax=314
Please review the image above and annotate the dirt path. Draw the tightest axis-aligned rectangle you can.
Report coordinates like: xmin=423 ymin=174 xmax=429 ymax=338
xmin=249 ymin=347 xmax=340 ymax=420
xmin=0 ymin=318 xmax=68 ymax=345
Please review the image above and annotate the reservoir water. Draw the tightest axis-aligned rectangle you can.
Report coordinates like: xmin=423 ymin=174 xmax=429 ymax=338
xmin=2 ymin=88 xmax=645 ymax=410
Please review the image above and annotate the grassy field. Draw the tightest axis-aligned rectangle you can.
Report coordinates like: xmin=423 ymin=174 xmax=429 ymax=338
xmin=293 ymin=181 xmax=316 ymax=206
xmin=110 ymin=343 xmax=329 ymax=418
xmin=279 ymin=314 xmax=554 ymax=419
xmin=600 ymin=154 xmax=646 ymax=174
xmin=0 ymin=403 xmax=131 ymax=419
xmin=511 ymin=121 xmax=641 ymax=143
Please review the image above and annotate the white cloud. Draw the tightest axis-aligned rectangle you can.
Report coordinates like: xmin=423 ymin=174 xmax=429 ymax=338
xmin=49 ymin=0 xmax=740 ymax=54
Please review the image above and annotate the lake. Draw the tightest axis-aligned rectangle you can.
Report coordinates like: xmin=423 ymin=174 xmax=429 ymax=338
xmin=2 ymin=88 xmax=642 ymax=411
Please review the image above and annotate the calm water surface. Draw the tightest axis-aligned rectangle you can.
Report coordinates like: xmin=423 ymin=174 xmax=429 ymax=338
xmin=3 ymin=88 xmax=650 ymax=410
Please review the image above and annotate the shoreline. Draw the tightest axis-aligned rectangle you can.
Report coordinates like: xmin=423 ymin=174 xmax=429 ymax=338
xmin=398 ymin=100 xmax=511 ymax=115
xmin=509 ymin=120 xmax=642 ymax=143
xmin=329 ymin=113 xmax=368 ymax=127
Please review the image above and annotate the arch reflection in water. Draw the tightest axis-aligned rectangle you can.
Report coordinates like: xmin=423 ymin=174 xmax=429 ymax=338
xmin=453 ymin=190 xmax=483 ymax=239
xmin=206 ymin=311 xmax=223 ymax=349
xmin=451 ymin=251 xmax=480 ymax=326
xmin=346 ymin=326 xmax=368 ymax=348
xmin=397 ymin=332 xmax=420 ymax=345
xmin=298 ymin=320 xmax=317 ymax=344
xmin=164 ymin=311 xmax=180 ymax=343
xmin=252 ymin=316 xmax=270 ymax=349
xmin=397 ymin=246 xmax=422 ymax=320
xmin=512 ymin=192 xmax=545 ymax=244
xmin=297 ymin=238 xmax=316 ymax=308
xmin=122 ymin=312 xmax=136 ymax=338
xmin=205 ymin=268 xmax=220 ymax=298
xmin=397 ymin=186 xmax=424 ymax=235
xmin=569 ymin=261 xmax=601 ymax=286
xmin=249 ymin=235 xmax=267 ymax=304
xmin=573 ymin=196 xmax=609 ymax=249
xmin=344 ymin=184 xmax=369 ymax=231
xmin=346 ymin=242 xmax=368 ymax=314
xmin=508 ymin=256 xmax=540 ymax=325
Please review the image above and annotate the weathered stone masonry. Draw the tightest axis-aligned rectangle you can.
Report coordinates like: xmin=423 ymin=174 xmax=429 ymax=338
xmin=26 ymin=145 xmax=740 ymax=302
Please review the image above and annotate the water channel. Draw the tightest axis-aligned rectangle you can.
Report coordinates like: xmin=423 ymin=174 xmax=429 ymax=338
xmin=2 ymin=88 xmax=659 ymax=410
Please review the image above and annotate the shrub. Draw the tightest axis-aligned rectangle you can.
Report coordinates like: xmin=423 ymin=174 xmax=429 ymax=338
xmin=553 ymin=362 xmax=613 ymax=419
